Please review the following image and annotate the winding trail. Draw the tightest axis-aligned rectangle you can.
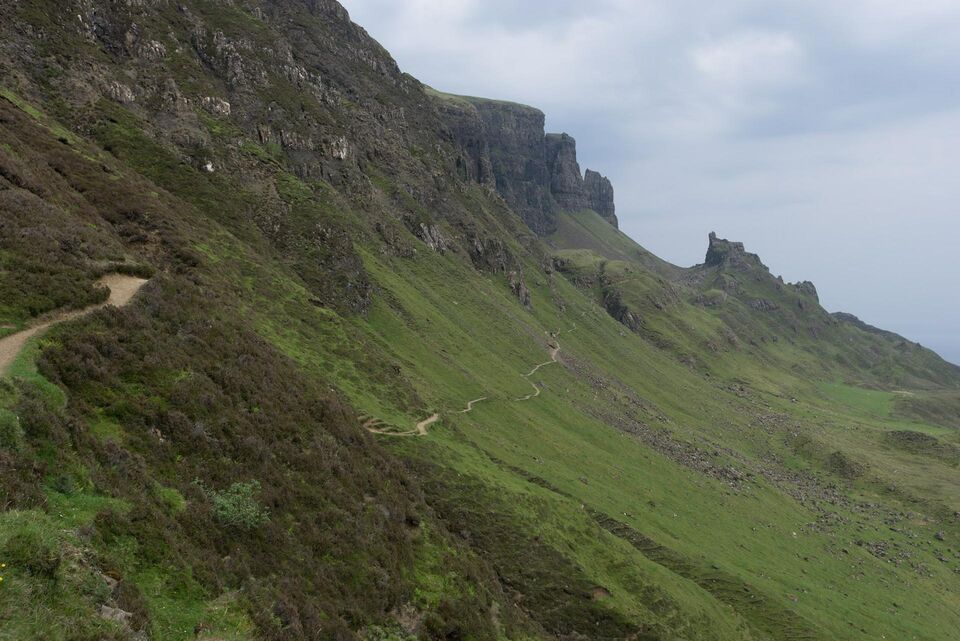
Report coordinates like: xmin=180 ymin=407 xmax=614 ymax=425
xmin=0 ymin=274 xmax=148 ymax=377
xmin=367 ymin=412 xmax=439 ymax=437
xmin=459 ymin=397 xmax=488 ymax=414
xmin=365 ymin=324 xmax=577 ymax=437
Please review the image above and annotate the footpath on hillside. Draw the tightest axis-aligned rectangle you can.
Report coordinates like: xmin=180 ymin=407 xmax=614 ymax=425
xmin=363 ymin=325 xmax=575 ymax=437
xmin=0 ymin=274 xmax=148 ymax=377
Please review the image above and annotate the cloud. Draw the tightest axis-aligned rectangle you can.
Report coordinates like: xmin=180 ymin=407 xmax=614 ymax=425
xmin=690 ymin=31 xmax=803 ymax=88
xmin=339 ymin=0 xmax=960 ymax=363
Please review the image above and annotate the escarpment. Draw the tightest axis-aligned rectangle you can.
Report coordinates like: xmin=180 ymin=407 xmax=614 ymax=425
xmin=435 ymin=93 xmax=618 ymax=234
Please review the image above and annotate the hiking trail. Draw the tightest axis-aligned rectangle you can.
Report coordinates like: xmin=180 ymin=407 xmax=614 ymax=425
xmin=0 ymin=274 xmax=148 ymax=377
xmin=365 ymin=324 xmax=576 ymax=437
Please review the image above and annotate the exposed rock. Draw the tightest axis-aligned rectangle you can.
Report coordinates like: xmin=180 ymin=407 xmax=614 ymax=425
xmin=438 ymin=100 xmax=618 ymax=234
xmin=749 ymin=299 xmax=779 ymax=312
xmin=545 ymin=133 xmax=587 ymax=212
xmin=106 ymin=81 xmax=136 ymax=104
xmin=704 ymin=232 xmax=766 ymax=271
xmin=602 ymin=288 xmax=642 ymax=331
xmin=100 ymin=605 xmax=133 ymax=626
xmin=200 ymin=95 xmax=232 ymax=116
xmin=469 ymin=100 xmax=556 ymax=234
xmin=793 ymin=280 xmax=819 ymax=301
xmin=417 ymin=223 xmax=448 ymax=253
xmin=716 ymin=274 xmax=742 ymax=294
xmin=584 ymin=169 xmax=617 ymax=228
xmin=468 ymin=236 xmax=513 ymax=273
xmin=508 ymin=270 xmax=531 ymax=308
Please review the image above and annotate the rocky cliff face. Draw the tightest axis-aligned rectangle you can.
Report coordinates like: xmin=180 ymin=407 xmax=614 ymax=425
xmin=472 ymin=100 xmax=557 ymax=234
xmin=545 ymin=133 xmax=586 ymax=212
xmin=584 ymin=169 xmax=617 ymax=227
xmin=437 ymin=96 xmax=618 ymax=234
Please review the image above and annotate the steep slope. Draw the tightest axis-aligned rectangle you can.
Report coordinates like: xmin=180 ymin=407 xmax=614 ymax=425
xmin=550 ymin=209 xmax=960 ymax=393
xmin=1 ymin=2 xmax=958 ymax=641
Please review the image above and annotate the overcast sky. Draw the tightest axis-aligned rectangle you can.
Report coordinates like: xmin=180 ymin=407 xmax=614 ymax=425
xmin=340 ymin=0 xmax=960 ymax=366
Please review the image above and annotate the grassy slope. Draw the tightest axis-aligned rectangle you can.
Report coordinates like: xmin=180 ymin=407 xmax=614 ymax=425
xmin=0 ymin=90 xmax=537 ymax=641
xmin=340 ymin=236 xmax=960 ymax=640
xmin=0 ymin=11 xmax=957 ymax=639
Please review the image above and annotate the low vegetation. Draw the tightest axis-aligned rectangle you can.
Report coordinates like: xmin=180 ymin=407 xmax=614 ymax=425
xmin=0 ymin=2 xmax=958 ymax=640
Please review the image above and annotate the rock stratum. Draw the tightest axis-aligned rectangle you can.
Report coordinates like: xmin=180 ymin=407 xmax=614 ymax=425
xmin=436 ymin=93 xmax=618 ymax=233
xmin=0 ymin=2 xmax=958 ymax=641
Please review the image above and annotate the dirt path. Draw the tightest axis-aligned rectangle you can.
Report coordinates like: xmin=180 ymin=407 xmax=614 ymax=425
xmin=367 ymin=412 xmax=439 ymax=437
xmin=365 ymin=324 xmax=577 ymax=437
xmin=0 ymin=274 xmax=148 ymax=377
xmin=515 ymin=329 xmax=567 ymax=401
xmin=459 ymin=397 xmax=488 ymax=413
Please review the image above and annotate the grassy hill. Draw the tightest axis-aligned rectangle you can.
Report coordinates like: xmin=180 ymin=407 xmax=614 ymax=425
xmin=1 ymin=2 xmax=958 ymax=640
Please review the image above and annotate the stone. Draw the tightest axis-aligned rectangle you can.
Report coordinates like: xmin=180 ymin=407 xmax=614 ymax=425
xmin=508 ymin=271 xmax=531 ymax=308
xmin=793 ymin=280 xmax=819 ymax=301
xmin=417 ymin=223 xmax=448 ymax=253
xmin=545 ymin=133 xmax=587 ymax=211
xmin=584 ymin=169 xmax=617 ymax=228
xmin=439 ymin=100 xmax=619 ymax=234
xmin=100 ymin=605 xmax=133 ymax=625
xmin=704 ymin=232 xmax=766 ymax=271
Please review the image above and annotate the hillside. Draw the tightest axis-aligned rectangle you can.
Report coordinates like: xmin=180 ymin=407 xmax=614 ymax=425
xmin=1 ymin=2 xmax=958 ymax=641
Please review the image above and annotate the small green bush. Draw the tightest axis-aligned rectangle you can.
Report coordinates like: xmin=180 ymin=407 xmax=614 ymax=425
xmin=153 ymin=483 xmax=187 ymax=515
xmin=0 ymin=409 xmax=23 ymax=450
xmin=201 ymin=480 xmax=269 ymax=530
xmin=3 ymin=530 xmax=61 ymax=578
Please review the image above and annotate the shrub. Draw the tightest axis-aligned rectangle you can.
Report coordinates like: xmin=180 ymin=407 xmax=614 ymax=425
xmin=360 ymin=624 xmax=417 ymax=641
xmin=153 ymin=483 xmax=187 ymax=515
xmin=0 ymin=410 xmax=23 ymax=451
xmin=201 ymin=480 xmax=269 ymax=530
xmin=3 ymin=529 xmax=61 ymax=578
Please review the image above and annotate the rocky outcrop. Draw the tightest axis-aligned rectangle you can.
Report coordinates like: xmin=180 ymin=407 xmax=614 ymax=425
xmin=417 ymin=223 xmax=448 ymax=253
xmin=748 ymin=299 xmax=779 ymax=312
xmin=473 ymin=101 xmax=557 ymax=234
xmin=584 ymin=169 xmax=617 ymax=228
xmin=703 ymin=232 xmax=766 ymax=271
xmin=509 ymin=270 xmax=532 ymax=308
xmin=792 ymin=280 xmax=819 ymax=301
xmin=438 ymin=99 xmax=617 ymax=234
xmin=545 ymin=133 xmax=587 ymax=212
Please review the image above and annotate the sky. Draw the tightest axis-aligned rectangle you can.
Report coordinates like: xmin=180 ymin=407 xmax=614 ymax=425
xmin=339 ymin=0 xmax=960 ymax=366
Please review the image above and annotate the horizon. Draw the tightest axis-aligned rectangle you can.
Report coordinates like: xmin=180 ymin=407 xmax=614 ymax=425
xmin=340 ymin=0 xmax=960 ymax=367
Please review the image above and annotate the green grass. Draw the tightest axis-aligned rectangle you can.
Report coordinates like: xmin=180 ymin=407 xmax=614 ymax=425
xmin=817 ymin=382 xmax=893 ymax=417
xmin=0 ymin=510 xmax=122 ymax=641
xmin=332 ymin=228 xmax=960 ymax=640
xmin=133 ymin=567 xmax=254 ymax=641
xmin=3 ymin=335 xmax=67 ymax=409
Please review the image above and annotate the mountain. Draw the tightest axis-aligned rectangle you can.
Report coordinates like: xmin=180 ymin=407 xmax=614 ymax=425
xmin=1 ymin=2 xmax=958 ymax=640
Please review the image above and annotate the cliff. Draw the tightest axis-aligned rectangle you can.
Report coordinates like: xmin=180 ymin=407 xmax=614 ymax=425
xmin=584 ymin=169 xmax=617 ymax=227
xmin=433 ymin=92 xmax=618 ymax=234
